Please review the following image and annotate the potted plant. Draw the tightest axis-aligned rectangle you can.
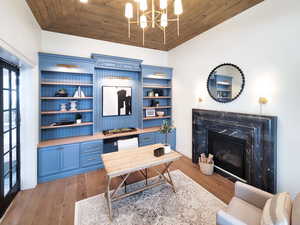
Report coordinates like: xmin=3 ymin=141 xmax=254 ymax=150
xmin=75 ymin=113 xmax=82 ymax=124
xmin=160 ymin=120 xmax=173 ymax=153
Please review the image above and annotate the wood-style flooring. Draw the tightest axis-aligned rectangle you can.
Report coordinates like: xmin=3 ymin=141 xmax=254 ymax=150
xmin=1 ymin=156 xmax=234 ymax=225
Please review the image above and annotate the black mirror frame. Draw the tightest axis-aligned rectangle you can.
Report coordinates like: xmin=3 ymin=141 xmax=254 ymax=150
xmin=207 ymin=63 xmax=245 ymax=103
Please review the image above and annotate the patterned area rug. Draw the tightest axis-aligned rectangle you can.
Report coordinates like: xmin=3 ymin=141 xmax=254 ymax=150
xmin=75 ymin=170 xmax=226 ymax=225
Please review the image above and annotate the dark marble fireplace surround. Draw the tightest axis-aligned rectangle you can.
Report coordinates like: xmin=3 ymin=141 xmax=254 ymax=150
xmin=192 ymin=109 xmax=277 ymax=193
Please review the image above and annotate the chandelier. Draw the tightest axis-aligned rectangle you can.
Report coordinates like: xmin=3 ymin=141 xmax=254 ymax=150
xmin=124 ymin=0 xmax=183 ymax=45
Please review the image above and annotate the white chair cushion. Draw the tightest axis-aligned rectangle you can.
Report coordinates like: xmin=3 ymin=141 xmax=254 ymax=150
xmin=261 ymin=192 xmax=292 ymax=225
xmin=227 ymin=197 xmax=263 ymax=225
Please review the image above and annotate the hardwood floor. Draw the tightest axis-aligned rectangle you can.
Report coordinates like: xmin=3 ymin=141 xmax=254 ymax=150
xmin=1 ymin=156 xmax=234 ymax=225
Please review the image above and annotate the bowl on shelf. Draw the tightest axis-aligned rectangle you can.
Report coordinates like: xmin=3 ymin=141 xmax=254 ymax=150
xmin=156 ymin=111 xmax=165 ymax=117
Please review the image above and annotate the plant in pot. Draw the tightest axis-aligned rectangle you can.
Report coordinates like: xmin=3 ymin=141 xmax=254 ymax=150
xmin=75 ymin=113 xmax=82 ymax=124
xmin=160 ymin=120 xmax=173 ymax=154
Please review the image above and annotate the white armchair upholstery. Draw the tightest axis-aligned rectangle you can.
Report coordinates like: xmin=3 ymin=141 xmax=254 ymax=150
xmin=217 ymin=182 xmax=300 ymax=225
xmin=217 ymin=182 xmax=273 ymax=225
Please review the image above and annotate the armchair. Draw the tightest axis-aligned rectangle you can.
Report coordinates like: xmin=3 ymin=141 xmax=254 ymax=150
xmin=217 ymin=181 xmax=273 ymax=225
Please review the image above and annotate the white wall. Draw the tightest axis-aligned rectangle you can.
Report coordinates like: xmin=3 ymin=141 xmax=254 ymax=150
xmin=169 ymin=0 xmax=300 ymax=196
xmin=0 ymin=0 xmax=41 ymax=190
xmin=41 ymin=31 xmax=168 ymax=67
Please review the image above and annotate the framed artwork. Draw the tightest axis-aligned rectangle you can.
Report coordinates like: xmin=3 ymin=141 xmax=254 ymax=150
xmin=145 ymin=109 xmax=156 ymax=117
xmin=103 ymin=86 xmax=132 ymax=116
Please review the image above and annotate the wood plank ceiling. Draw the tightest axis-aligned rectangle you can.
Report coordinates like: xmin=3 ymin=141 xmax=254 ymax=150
xmin=26 ymin=0 xmax=264 ymax=51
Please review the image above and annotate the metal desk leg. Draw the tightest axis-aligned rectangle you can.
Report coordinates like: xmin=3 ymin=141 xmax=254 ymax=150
xmin=106 ymin=176 xmax=112 ymax=221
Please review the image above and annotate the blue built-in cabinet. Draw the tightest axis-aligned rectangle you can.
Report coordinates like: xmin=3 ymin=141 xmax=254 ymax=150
xmin=38 ymin=140 xmax=103 ymax=183
xmin=39 ymin=53 xmax=95 ymax=141
xmin=141 ymin=65 xmax=173 ymax=128
xmin=38 ymin=53 xmax=176 ymax=183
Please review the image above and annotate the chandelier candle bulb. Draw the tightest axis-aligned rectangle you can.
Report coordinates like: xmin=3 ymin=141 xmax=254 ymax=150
xmin=174 ymin=0 xmax=183 ymax=15
xmin=140 ymin=15 xmax=147 ymax=28
xmin=140 ymin=0 xmax=148 ymax=11
xmin=125 ymin=3 xmax=133 ymax=19
xmin=160 ymin=0 xmax=167 ymax=9
xmin=161 ymin=13 xmax=168 ymax=27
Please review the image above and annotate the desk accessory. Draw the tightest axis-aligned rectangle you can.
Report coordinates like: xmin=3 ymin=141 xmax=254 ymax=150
xmin=154 ymin=147 xmax=165 ymax=157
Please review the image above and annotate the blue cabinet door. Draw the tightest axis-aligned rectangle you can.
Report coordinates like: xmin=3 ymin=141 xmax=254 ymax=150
xmin=61 ymin=144 xmax=80 ymax=172
xmin=139 ymin=132 xmax=156 ymax=146
xmin=38 ymin=146 xmax=62 ymax=177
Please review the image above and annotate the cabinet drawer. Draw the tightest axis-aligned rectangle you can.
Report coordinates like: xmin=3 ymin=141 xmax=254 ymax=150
xmin=80 ymin=152 xmax=103 ymax=168
xmin=80 ymin=140 xmax=103 ymax=155
xmin=139 ymin=132 xmax=156 ymax=146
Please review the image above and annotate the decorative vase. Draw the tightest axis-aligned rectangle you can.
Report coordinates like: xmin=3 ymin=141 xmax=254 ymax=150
xmin=163 ymin=144 xmax=171 ymax=154
xmin=70 ymin=101 xmax=77 ymax=111
xmin=60 ymin=103 xmax=67 ymax=111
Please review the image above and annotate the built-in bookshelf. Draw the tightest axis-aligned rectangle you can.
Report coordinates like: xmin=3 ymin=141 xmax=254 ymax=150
xmin=39 ymin=53 xmax=94 ymax=141
xmin=141 ymin=65 xmax=173 ymax=128
xmin=210 ymin=74 xmax=233 ymax=101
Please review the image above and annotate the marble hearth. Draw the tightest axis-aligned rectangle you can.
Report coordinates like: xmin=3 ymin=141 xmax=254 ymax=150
xmin=192 ymin=109 xmax=277 ymax=193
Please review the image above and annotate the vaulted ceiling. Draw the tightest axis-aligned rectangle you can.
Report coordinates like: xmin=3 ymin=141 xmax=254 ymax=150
xmin=26 ymin=0 xmax=263 ymax=51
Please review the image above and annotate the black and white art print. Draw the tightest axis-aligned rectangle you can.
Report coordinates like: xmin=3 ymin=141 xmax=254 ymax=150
xmin=102 ymin=86 xmax=132 ymax=116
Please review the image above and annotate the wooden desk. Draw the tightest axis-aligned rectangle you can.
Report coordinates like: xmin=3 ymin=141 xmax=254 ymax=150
xmin=101 ymin=144 xmax=182 ymax=221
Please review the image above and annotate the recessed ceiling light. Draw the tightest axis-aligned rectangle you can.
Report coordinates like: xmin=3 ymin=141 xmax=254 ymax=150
xmin=80 ymin=0 xmax=88 ymax=3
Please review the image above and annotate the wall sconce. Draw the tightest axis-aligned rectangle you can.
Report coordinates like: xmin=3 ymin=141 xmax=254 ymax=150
xmin=259 ymin=97 xmax=268 ymax=105
xmin=259 ymin=97 xmax=268 ymax=114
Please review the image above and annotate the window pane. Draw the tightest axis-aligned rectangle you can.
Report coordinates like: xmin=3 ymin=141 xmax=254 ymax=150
xmin=4 ymin=132 xmax=10 ymax=153
xmin=4 ymin=174 xmax=10 ymax=196
xmin=4 ymin=111 xmax=10 ymax=132
xmin=12 ymin=110 xmax=16 ymax=128
xmin=3 ymin=68 xmax=9 ymax=89
xmin=4 ymin=152 xmax=10 ymax=175
xmin=3 ymin=90 xmax=10 ymax=110
xmin=11 ymin=71 xmax=16 ymax=90
xmin=12 ymin=91 xmax=16 ymax=109
xmin=12 ymin=148 xmax=16 ymax=167
xmin=12 ymin=129 xmax=16 ymax=148
xmin=12 ymin=166 xmax=17 ymax=186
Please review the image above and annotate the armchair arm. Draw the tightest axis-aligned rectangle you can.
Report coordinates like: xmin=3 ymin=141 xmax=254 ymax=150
xmin=217 ymin=210 xmax=247 ymax=225
xmin=235 ymin=181 xmax=273 ymax=209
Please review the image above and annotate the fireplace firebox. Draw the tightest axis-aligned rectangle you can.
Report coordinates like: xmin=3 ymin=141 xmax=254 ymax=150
xmin=208 ymin=130 xmax=246 ymax=181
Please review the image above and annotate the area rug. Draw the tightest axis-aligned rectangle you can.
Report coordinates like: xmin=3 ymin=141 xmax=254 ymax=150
xmin=75 ymin=170 xmax=226 ymax=225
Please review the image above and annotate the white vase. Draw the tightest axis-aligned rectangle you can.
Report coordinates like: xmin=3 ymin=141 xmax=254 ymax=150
xmin=60 ymin=103 xmax=67 ymax=111
xmin=164 ymin=145 xmax=171 ymax=154
xmin=70 ymin=101 xmax=77 ymax=111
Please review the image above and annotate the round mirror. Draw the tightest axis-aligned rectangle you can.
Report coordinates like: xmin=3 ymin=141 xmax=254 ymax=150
xmin=207 ymin=63 xmax=245 ymax=103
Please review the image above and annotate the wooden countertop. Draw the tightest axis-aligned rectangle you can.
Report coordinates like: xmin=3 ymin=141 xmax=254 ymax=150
xmin=38 ymin=126 xmax=162 ymax=148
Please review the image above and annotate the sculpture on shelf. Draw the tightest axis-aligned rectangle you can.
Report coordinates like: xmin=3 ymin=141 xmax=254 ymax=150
xmin=60 ymin=103 xmax=67 ymax=112
xmin=55 ymin=89 xmax=68 ymax=97
xmin=70 ymin=101 xmax=77 ymax=111
xmin=73 ymin=86 xmax=85 ymax=98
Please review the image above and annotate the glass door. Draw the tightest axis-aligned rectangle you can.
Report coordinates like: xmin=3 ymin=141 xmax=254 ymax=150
xmin=0 ymin=59 xmax=20 ymax=217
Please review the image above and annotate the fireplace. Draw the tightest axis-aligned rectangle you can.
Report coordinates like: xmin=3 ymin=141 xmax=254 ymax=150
xmin=192 ymin=109 xmax=277 ymax=193
xmin=208 ymin=130 xmax=246 ymax=181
